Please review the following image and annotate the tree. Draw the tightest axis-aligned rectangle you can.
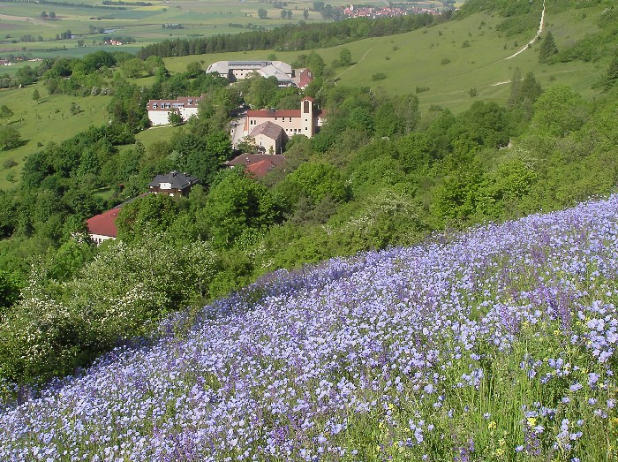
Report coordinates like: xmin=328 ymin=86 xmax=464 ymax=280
xmin=200 ymin=170 xmax=282 ymax=248
xmin=0 ymin=126 xmax=22 ymax=151
xmin=32 ymin=89 xmax=40 ymax=102
xmin=0 ymin=271 xmax=20 ymax=315
xmin=303 ymin=9 xmax=309 ymax=20
xmin=531 ymin=85 xmax=587 ymax=137
xmin=120 ymin=58 xmax=145 ymax=78
xmin=339 ymin=48 xmax=352 ymax=66
xmin=539 ymin=31 xmax=558 ymax=63
xmin=49 ymin=11 xmax=56 ymax=19
xmin=0 ymin=105 xmax=13 ymax=119
xmin=258 ymin=8 xmax=268 ymax=19
xmin=168 ymin=111 xmax=183 ymax=125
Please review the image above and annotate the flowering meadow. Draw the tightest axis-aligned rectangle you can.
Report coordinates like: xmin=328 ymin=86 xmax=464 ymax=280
xmin=1 ymin=196 xmax=617 ymax=461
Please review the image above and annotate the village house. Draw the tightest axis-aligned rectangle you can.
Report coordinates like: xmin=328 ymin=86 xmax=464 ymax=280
xmin=86 ymin=173 xmax=198 ymax=243
xmin=226 ymin=154 xmax=287 ymax=179
xmin=292 ymin=68 xmax=314 ymax=90
xmin=86 ymin=207 xmax=121 ymax=244
xmin=149 ymin=171 xmax=199 ymax=197
xmin=249 ymin=121 xmax=286 ymax=154
xmin=146 ymin=95 xmax=204 ymax=126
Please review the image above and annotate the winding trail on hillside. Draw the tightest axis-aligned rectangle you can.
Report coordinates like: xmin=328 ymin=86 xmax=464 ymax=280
xmin=505 ymin=0 xmax=546 ymax=60
xmin=334 ymin=46 xmax=374 ymax=81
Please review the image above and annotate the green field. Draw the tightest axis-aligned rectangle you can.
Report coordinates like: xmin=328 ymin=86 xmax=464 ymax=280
xmin=163 ymin=4 xmax=607 ymax=112
xmin=0 ymin=0 xmax=446 ymax=59
xmin=0 ymin=83 xmax=110 ymax=189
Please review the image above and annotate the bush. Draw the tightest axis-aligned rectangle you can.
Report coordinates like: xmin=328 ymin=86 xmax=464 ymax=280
xmin=372 ymin=72 xmax=386 ymax=81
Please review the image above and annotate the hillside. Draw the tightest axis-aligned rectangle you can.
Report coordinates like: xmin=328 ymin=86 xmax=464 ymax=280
xmin=1 ymin=195 xmax=617 ymax=460
xmin=1 ymin=1 xmax=613 ymax=188
xmin=160 ymin=3 xmax=611 ymax=111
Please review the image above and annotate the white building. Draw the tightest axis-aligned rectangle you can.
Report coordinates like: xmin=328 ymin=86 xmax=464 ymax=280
xmin=146 ymin=95 xmax=204 ymax=126
xmin=234 ymin=97 xmax=326 ymax=152
xmin=206 ymin=60 xmax=294 ymax=86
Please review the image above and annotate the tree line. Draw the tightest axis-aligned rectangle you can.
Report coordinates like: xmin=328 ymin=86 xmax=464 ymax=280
xmin=136 ymin=13 xmax=441 ymax=59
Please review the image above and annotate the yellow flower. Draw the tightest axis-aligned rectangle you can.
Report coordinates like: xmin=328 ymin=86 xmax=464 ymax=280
xmin=527 ymin=417 xmax=537 ymax=427
xmin=488 ymin=421 xmax=497 ymax=430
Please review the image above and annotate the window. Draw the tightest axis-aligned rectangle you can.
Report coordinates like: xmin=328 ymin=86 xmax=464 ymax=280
xmin=303 ymin=100 xmax=310 ymax=113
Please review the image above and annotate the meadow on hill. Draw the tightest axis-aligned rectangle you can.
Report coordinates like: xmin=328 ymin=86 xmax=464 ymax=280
xmin=1 ymin=194 xmax=616 ymax=460
xmin=0 ymin=1 xmax=616 ymax=442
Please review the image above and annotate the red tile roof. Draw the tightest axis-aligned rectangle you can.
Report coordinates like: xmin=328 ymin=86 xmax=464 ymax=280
xmin=298 ymin=69 xmax=314 ymax=89
xmin=246 ymin=158 xmax=285 ymax=178
xmin=247 ymin=109 xmax=301 ymax=118
xmin=86 ymin=208 xmax=120 ymax=238
xmin=225 ymin=154 xmax=286 ymax=178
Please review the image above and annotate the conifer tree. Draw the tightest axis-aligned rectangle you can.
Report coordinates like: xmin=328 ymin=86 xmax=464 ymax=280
xmin=539 ymin=31 xmax=558 ymax=63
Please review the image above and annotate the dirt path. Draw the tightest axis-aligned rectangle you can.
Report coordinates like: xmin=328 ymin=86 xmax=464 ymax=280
xmin=505 ymin=0 xmax=545 ymax=60
xmin=334 ymin=46 xmax=374 ymax=81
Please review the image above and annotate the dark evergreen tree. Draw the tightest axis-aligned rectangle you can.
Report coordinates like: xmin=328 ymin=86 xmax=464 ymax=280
xmin=539 ymin=31 xmax=558 ymax=63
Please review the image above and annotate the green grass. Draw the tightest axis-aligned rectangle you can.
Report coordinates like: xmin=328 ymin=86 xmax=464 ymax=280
xmin=163 ymin=5 xmax=608 ymax=113
xmin=0 ymin=83 xmax=110 ymax=189
xmin=2 ymin=0 xmax=445 ymax=57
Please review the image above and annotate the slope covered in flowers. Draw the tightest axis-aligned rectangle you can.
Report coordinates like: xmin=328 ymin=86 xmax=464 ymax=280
xmin=1 ymin=196 xmax=617 ymax=461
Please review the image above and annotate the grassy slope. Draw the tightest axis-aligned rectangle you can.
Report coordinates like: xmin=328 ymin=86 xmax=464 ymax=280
xmin=0 ymin=84 xmax=110 ymax=189
xmin=164 ymin=5 xmax=607 ymax=113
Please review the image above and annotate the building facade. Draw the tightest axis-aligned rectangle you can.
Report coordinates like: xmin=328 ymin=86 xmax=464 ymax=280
xmin=243 ymin=97 xmax=322 ymax=142
xmin=146 ymin=95 xmax=204 ymax=126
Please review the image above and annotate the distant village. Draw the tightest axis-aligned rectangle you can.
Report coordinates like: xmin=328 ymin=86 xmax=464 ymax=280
xmin=87 ymin=59 xmax=322 ymax=244
xmin=342 ymin=3 xmax=444 ymax=19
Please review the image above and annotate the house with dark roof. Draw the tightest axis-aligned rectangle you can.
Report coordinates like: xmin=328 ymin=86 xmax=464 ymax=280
xmin=226 ymin=154 xmax=287 ymax=178
xmin=86 ymin=207 xmax=121 ymax=245
xmin=149 ymin=171 xmax=199 ymax=197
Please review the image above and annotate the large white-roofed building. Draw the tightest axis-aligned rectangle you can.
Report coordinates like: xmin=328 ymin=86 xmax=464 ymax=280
xmin=206 ymin=60 xmax=295 ymax=86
